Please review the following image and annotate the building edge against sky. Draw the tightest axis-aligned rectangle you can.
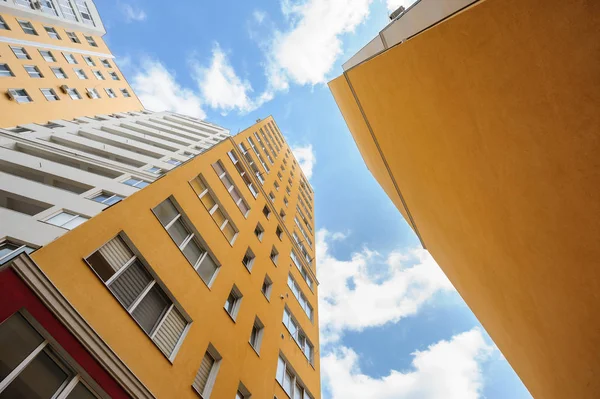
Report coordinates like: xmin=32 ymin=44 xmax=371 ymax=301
xmin=328 ymin=0 xmax=600 ymax=398
xmin=0 ymin=1 xmax=321 ymax=398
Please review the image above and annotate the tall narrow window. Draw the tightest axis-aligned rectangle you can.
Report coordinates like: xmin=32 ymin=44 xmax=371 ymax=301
xmin=190 ymin=175 xmax=239 ymax=244
xmin=270 ymin=246 xmax=279 ymax=265
xmin=193 ymin=345 xmax=221 ymax=398
xmin=263 ymin=205 xmax=271 ymax=219
xmin=276 ymin=355 xmax=314 ymax=398
xmin=58 ymin=0 xmax=78 ymax=21
xmin=224 ymin=285 xmax=242 ymax=321
xmin=212 ymin=160 xmax=250 ymax=217
xmin=85 ymin=235 xmax=191 ymax=359
xmin=283 ymin=307 xmax=315 ymax=364
xmin=249 ymin=317 xmax=264 ymax=353
xmin=242 ymin=248 xmax=255 ymax=272
xmin=153 ymin=198 xmax=220 ymax=286
xmin=262 ymin=275 xmax=273 ymax=300
xmin=0 ymin=15 xmax=9 ymax=30
xmin=75 ymin=0 xmax=95 ymax=25
xmin=254 ymin=223 xmax=264 ymax=241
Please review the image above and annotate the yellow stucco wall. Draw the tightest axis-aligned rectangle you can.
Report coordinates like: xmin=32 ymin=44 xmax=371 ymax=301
xmin=330 ymin=0 xmax=600 ymax=398
xmin=31 ymin=117 xmax=320 ymax=398
xmin=0 ymin=11 xmax=143 ymax=127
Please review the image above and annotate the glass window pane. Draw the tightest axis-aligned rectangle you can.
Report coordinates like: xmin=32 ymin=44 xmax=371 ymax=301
xmin=167 ymin=220 xmax=189 ymax=247
xmin=276 ymin=357 xmax=285 ymax=383
xmin=223 ymin=223 xmax=236 ymax=243
xmin=190 ymin=177 xmax=206 ymax=195
xmin=66 ymin=382 xmax=97 ymax=399
xmin=132 ymin=285 xmax=169 ymax=334
xmin=197 ymin=255 xmax=217 ymax=285
xmin=200 ymin=192 xmax=216 ymax=210
xmin=0 ymin=313 xmax=44 ymax=382
xmin=182 ymin=239 xmax=203 ymax=266
xmin=0 ymin=348 xmax=70 ymax=399
xmin=220 ymin=174 xmax=233 ymax=189
xmin=211 ymin=208 xmax=226 ymax=227
xmin=212 ymin=162 xmax=224 ymax=176
xmin=104 ymin=195 xmax=123 ymax=206
xmin=154 ymin=200 xmax=178 ymax=226
xmin=0 ymin=243 xmax=20 ymax=259
xmin=137 ymin=181 xmax=149 ymax=188
xmin=62 ymin=216 xmax=87 ymax=230
xmin=46 ymin=212 xmax=75 ymax=227
xmin=230 ymin=188 xmax=241 ymax=203
xmin=92 ymin=193 xmax=111 ymax=203
xmin=239 ymin=201 xmax=249 ymax=215
xmin=109 ymin=261 xmax=152 ymax=308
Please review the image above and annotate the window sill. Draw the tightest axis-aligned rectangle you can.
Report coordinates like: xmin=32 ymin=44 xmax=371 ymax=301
xmin=248 ymin=342 xmax=261 ymax=357
xmin=224 ymin=308 xmax=237 ymax=323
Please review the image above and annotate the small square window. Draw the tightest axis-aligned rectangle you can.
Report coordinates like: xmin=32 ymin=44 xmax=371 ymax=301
xmin=86 ymin=88 xmax=100 ymax=99
xmin=0 ymin=16 xmax=9 ymax=30
xmin=269 ymin=191 xmax=275 ymax=202
xmin=280 ymin=209 xmax=286 ymax=220
xmin=104 ymin=88 xmax=116 ymax=98
xmin=18 ymin=20 xmax=37 ymax=35
xmin=93 ymin=70 xmax=104 ymax=80
xmin=66 ymin=31 xmax=80 ymax=43
xmin=276 ymin=226 xmax=283 ymax=240
xmin=66 ymin=87 xmax=82 ymax=100
xmin=262 ymin=205 xmax=271 ymax=219
xmin=40 ymin=88 xmax=59 ymax=101
xmin=0 ymin=64 xmax=15 ymax=77
xmin=254 ymin=223 xmax=264 ymax=241
xmin=74 ymin=68 xmax=87 ymax=79
xmin=44 ymin=26 xmax=60 ymax=39
xmin=63 ymin=53 xmax=77 ymax=64
xmin=109 ymin=71 xmax=119 ymax=80
xmin=85 ymin=35 xmax=97 ymax=47
xmin=11 ymin=47 xmax=30 ymax=60
xmin=39 ymin=50 xmax=56 ymax=62
xmin=24 ymin=65 xmax=43 ymax=78
xmin=224 ymin=285 xmax=242 ymax=321
xmin=283 ymin=196 xmax=289 ymax=207
xmin=146 ymin=166 xmax=162 ymax=174
xmin=101 ymin=59 xmax=111 ymax=68
xmin=270 ymin=246 xmax=279 ymax=265
xmin=249 ymin=317 xmax=264 ymax=353
xmin=8 ymin=89 xmax=32 ymax=103
xmin=84 ymin=56 xmax=95 ymax=66
xmin=262 ymin=275 xmax=273 ymax=300
xmin=242 ymin=248 xmax=255 ymax=271
xmin=51 ymin=67 xmax=67 ymax=79
xmin=120 ymin=88 xmax=131 ymax=97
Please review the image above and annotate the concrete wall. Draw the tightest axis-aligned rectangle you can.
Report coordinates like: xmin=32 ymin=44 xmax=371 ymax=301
xmin=30 ymin=116 xmax=320 ymax=398
xmin=329 ymin=0 xmax=600 ymax=397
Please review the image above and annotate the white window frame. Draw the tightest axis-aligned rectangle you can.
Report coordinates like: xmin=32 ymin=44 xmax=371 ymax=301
xmin=40 ymin=88 xmax=60 ymax=101
xmin=0 ymin=64 xmax=15 ymax=77
xmin=51 ymin=67 xmax=67 ymax=79
xmin=212 ymin=160 xmax=251 ymax=217
xmin=44 ymin=210 xmax=88 ymax=230
xmin=249 ymin=317 xmax=264 ymax=354
xmin=11 ymin=46 xmax=30 ymax=59
xmin=8 ymin=88 xmax=32 ymax=103
xmin=63 ymin=52 xmax=78 ymax=64
xmin=39 ymin=49 xmax=56 ymax=62
xmin=17 ymin=19 xmax=37 ymax=35
xmin=89 ymin=191 xmax=123 ymax=205
xmin=282 ymin=307 xmax=315 ymax=365
xmin=224 ymin=284 xmax=243 ymax=321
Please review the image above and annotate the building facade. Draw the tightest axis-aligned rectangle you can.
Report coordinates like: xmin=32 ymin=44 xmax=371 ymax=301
xmin=329 ymin=0 xmax=600 ymax=398
xmin=0 ymin=2 xmax=320 ymax=398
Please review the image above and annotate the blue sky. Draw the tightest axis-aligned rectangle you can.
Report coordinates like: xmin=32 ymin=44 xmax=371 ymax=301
xmin=99 ymin=0 xmax=532 ymax=397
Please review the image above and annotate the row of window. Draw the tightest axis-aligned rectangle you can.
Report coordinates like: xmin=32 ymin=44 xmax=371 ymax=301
xmin=6 ymin=45 xmax=113 ymax=69
xmin=1 ymin=61 xmax=117 ymax=80
xmin=7 ymin=86 xmax=130 ymax=103
xmin=0 ymin=13 xmax=96 ymax=44
xmin=276 ymin=355 xmax=314 ymax=399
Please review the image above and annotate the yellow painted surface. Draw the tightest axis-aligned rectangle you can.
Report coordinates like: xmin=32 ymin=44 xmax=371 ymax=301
xmin=0 ymin=12 xmax=142 ymax=127
xmin=330 ymin=0 xmax=600 ymax=398
xmin=32 ymin=117 xmax=320 ymax=398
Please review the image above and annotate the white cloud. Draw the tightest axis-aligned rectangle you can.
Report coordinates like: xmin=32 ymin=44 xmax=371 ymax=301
xmin=386 ymin=0 xmax=419 ymax=12
xmin=253 ymin=10 xmax=267 ymax=24
xmin=130 ymin=59 xmax=206 ymax=119
xmin=266 ymin=0 xmax=373 ymax=88
xmin=291 ymin=144 xmax=316 ymax=180
xmin=120 ymin=3 xmax=147 ymax=22
xmin=317 ymin=229 xmax=454 ymax=344
xmin=323 ymin=328 xmax=494 ymax=399
xmin=191 ymin=44 xmax=260 ymax=115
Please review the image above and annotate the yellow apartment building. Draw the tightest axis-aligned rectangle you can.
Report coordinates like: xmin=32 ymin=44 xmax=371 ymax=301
xmin=1 ymin=116 xmax=320 ymax=398
xmin=329 ymin=0 xmax=600 ymax=398
xmin=0 ymin=0 xmax=142 ymax=127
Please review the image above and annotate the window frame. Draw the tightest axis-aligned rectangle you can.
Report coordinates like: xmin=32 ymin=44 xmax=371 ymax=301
xmin=0 ymin=63 xmax=15 ymax=77
xmin=44 ymin=26 xmax=60 ymax=39
xmin=249 ymin=317 xmax=265 ymax=354
xmin=40 ymin=88 xmax=60 ymax=101
xmin=8 ymin=88 xmax=33 ymax=103
xmin=224 ymin=284 xmax=243 ymax=321
xmin=212 ymin=160 xmax=251 ymax=218
xmin=10 ymin=46 xmax=30 ymax=60
xmin=43 ymin=210 xmax=89 ymax=230
xmin=17 ymin=19 xmax=37 ymax=35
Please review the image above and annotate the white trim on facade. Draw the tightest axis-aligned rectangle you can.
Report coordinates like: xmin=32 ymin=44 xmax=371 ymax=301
xmin=0 ymin=36 xmax=114 ymax=58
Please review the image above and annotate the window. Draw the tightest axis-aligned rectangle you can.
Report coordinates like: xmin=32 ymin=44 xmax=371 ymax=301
xmin=262 ymin=274 xmax=273 ymax=300
xmin=283 ymin=307 xmax=314 ymax=364
xmin=63 ymin=53 xmax=78 ymax=64
xmin=276 ymin=355 xmax=314 ymax=398
xmin=0 ymin=15 xmax=9 ymax=30
xmin=18 ymin=20 xmax=37 ymax=35
xmin=288 ymin=274 xmax=313 ymax=321
xmin=182 ymin=151 xmax=195 ymax=159
xmin=153 ymin=198 xmax=220 ymax=286
xmin=86 ymin=88 xmax=100 ymax=99
xmin=45 ymin=211 xmax=88 ymax=230
xmin=101 ymin=59 xmax=111 ymax=68
xmin=280 ymin=209 xmax=286 ymax=220
xmin=66 ymin=31 xmax=80 ymax=43
xmin=284 ymin=196 xmax=289 ymax=207
xmin=276 ymin=225 xmax=283 ymax=240
xmin=123 ymin=177 xmax=149 ymax=189
xmin=0 ymin=64 xmax=14 ymax=77
xmin=39 ymin=50 xmax=56 ymax=62
xmin=226 ymin=150 xmax=259 ymax=198
xmin=193 ymin=345 xmax=221 ymax=398
xmin=93 ymin=70 xmax=104 ymax=80
xmin=85 ymin=235 xmax=191 ymax=360
xmin=190 ymin=175 xmax=240 ymax=245
xmin=274 ymin=181 xmax=280 ymax=191
xmin=41 ymin=88 xmax=59 ymax=101
xmin=73 ymin=68 xmax=87 ymax=79
xmin=109 ymin=71 xmax=119 ymax=80
xmin=212 ymin=161 xmax=250 ymax=217
xmin=224 ymin=285 xmax=242 ymax=320
xmin=263 ymin=205 xmax=271 ymax=219
xmin=8 ymin=89 xmax=32 ymax=103
xmin=11 ymin=46 xmax=30 ymax=60
xmin=105 ymin=88 xmax=116 ymax=98
xmin=66 ymin=87 xmax=82 ymax=100
xmin=291 ymin=251 xmax=314 ymax=291
xmin=286 ymin=186 xmax=291 ymax=196
xmin=120 ymin=88 xmax=131 ymax=97
xmin=51 ymin=67 xmax=67 ymax=79
xmin=277 ymin=171 xmax=283 ymax=181
xmin=58 ymin=0 xmax=78 ymax=21
xmin=236 ymin=383 xmax=251 ymax=399
xmin=254 ymin=223 xmax=264 ymax=241
xmin=75 ymin=0 xmax=95 ymax=25
xmin=242 ymin=247 xmax=255 ymax=271
xmin=269 ymin=191 xmax=275 ymax=202
xmin=84 ymin=56 xmax=95 ymax=66
xmin=270 ymin=246 xmax=279 ymax=265
xmin=44 ymin=26 xmax=60 ymax=39
xmin=85 ymin=35 xmax=97 ymax=47
xmin=249 ymin=317 xmax=264 ymax=353
xmin=0 ymin=312 xmax=106 ymax=398
xmin=166 ymin=158 xmax=181 ymax=166
xmin=146 ymin=166 xmax=162 ymax=174
xmin=91 ymin=191 xmax=123 ymax=205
